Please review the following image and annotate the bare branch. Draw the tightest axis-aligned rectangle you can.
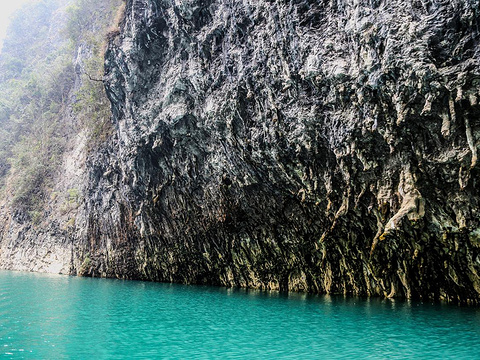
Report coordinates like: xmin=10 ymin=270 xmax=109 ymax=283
xmin=84 ymin=71 xmax=103 ymax=82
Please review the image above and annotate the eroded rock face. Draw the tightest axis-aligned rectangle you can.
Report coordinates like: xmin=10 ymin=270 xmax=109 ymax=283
xmin=78 ymin=0 xmax=480 ymax=302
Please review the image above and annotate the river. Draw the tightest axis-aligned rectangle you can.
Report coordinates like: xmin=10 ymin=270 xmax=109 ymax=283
xmin=0 ymin=270 xmax=479 ymax=358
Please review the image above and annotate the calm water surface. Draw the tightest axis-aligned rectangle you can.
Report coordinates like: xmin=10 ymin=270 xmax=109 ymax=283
xmin=0 ymin=270 xmax=479 ymax=359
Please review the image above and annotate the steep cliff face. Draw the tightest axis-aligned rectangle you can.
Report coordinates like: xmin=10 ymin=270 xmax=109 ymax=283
xmin=2 ymin=0 xmax=479 ymax=303
xmin=73 ymin=0 xmax=479 ymax=302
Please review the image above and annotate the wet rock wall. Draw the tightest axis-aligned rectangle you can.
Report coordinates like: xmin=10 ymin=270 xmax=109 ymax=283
xmin=70 ymin=0 xmax=480 ymax=302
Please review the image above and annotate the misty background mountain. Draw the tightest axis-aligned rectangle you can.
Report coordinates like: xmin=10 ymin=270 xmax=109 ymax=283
xmin=0 ymin=0 xmax=122 ymax=221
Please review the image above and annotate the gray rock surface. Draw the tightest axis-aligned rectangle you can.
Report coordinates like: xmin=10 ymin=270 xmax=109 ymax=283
xmin=3 ymin=0 xmax=480 ymax=303
xmin=89 ymin=0 xmax=480 ymax=302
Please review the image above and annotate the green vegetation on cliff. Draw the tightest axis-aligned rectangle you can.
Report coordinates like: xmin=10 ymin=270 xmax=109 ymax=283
xmin=0 ymin=0 xmax=122 ymax=220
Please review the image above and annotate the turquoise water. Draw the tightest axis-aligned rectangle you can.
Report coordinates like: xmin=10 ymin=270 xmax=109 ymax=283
xmin=1 ymin=271 xmax=480 ymax=359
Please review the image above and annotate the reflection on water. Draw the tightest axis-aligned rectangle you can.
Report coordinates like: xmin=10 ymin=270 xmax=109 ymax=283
xmin=0 ymin=270 xmax=479 ymax=359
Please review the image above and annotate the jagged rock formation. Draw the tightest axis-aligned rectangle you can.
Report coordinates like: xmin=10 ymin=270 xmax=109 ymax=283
xmin=85 ymin=0 xmax=480 ymax=302
xmin=2 ymin=0 xmax=480 ymax=303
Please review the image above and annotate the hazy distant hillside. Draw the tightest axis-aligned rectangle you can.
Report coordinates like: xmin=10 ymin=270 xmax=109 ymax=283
xmin=0 ymin=0 xmax=121 ymax=220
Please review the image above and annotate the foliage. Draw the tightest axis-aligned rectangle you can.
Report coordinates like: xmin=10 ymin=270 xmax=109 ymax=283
xmin=0 ymin=0 xmax=124 ymax=220
xmin=78 ymin=253 xmax=91 ymax=276
xmin=60 ymin=188 xmax=81 ymax=215
xmin=0 ymin=0 xmax=61 ymax=82
xmin=4 ymin=51 xmax=74 ymax=213
xmin=65 ymin=0 xmax=123 ymax=151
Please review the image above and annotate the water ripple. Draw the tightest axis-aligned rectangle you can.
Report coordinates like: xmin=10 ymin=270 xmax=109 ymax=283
xmin=0 ymin=270 xmax=480 ymax=359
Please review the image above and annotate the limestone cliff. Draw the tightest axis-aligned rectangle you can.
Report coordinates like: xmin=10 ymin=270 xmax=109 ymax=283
xmin=91 ymin=0 xmax=480 ymax=302
xmin=3 ymin=0 xmax=480 ymax=303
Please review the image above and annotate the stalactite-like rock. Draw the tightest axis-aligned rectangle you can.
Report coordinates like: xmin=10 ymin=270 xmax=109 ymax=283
xmin=82 ymin=0 xmax=480 ymax=302
xmin=2 ymin=0 xmax=480 ymax=303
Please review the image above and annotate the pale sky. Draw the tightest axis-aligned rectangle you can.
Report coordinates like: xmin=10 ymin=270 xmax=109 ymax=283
xmin=0 ymin=0 xmax=36 ymax=53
